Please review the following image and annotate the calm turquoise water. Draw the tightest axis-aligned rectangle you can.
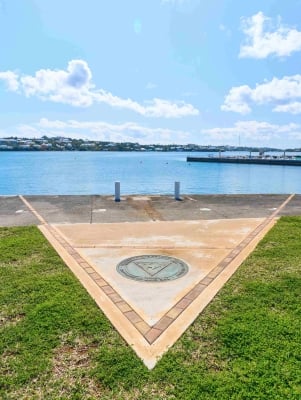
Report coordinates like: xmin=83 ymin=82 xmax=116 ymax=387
xmin=0 ymin=151 xmax=300 ymax=195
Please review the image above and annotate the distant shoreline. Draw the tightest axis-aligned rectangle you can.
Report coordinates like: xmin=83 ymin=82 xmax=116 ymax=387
xmin=1 ymin=137 xmax=300 ymax=153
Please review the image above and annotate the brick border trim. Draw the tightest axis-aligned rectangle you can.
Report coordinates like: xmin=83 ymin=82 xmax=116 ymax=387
xmin=19 ymin=194 xmax=294 ymax=345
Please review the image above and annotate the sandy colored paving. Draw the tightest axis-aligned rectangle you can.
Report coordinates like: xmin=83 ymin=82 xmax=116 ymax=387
xmin=40 ymin=217 xmax=273 ymax=368
xmin=19 ymin=194 xmax=294 ymax=369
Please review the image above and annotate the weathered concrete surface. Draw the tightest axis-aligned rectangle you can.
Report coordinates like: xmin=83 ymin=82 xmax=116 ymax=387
xmin=278 ymin=194 xmax=301 ymax=216
xmin=2 ymin=193 xmax=296 ymax=368
xmin=56 ymin=218 xmax=264 ymax=325
xmin=0 ymin=194 xmax=300 ymax=226
xmin=0 ymin=196 xmax=39 ymax=226
xmin=40 ymin=213 xmax=278 ymax=369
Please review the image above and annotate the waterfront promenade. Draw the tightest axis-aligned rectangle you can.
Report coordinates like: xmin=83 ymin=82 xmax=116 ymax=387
xmin=1 ymin=194 xmax=301 ymax=226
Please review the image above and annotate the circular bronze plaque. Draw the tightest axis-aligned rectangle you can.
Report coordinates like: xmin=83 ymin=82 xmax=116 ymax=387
xmin=116 ymin=255 xmax=189 ymax=282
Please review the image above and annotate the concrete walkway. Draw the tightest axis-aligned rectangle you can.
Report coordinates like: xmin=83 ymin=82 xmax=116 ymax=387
xmin=1 ymin=194 xmax=300 ymax=368
xmin=1 ymin=194 xmax=301 ymax=226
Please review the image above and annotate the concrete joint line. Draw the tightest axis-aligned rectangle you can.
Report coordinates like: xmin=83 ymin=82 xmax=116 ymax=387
xmin=19 ymin=195 xmax=48 ymax=225
xmin=271 ymin=193 xmax=295 ymax=218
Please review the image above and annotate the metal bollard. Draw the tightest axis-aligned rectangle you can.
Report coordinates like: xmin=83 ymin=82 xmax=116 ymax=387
xmin=115 ymin=181 xmax=120 ymax=202
xmin=174 ymin=181 xmax=180 ymax=200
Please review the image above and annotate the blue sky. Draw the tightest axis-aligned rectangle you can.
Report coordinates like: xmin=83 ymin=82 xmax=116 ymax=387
xmin=1 ymin=0 xmax=301 ymax=147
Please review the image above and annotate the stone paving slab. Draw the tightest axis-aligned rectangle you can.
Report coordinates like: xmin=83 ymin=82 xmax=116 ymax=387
xmin=24 ymin=195 xmax=93 ymax=224
xmin=278 ymin=194 xmax=301 ymax=215
xmin=156 ymin=194 xmax=290 ymax=220
xmin=55 ymin=219 xmax=263 ymax=249
xmin=0 ymin=196 xmax=39 ymax=226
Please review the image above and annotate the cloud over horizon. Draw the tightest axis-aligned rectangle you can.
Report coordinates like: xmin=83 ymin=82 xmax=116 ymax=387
xmin=12 ymin=118 xmax=191 ymax=144
xmin=5 ymin=117 xmax=300 ymax=147
xmin=203 ymin=120 xmax=301 ymax=142
xmin=0 ymin=60 xmax=199 ymax=118
xmin=222 ymin=74 xmax=301 ymax=114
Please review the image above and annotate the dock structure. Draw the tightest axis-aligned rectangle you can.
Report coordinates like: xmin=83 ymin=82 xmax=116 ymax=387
xmin=187 ymin=156 xmax=301 ymax=166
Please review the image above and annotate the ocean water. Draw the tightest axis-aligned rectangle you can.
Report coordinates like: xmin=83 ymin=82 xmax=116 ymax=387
xmin=0 ymin=151 xmax=300 ymax=195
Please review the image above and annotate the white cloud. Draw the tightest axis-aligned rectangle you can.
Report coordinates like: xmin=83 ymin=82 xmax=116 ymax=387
xmin=203 ymin=120 xmax=301 ymax=142
xmin=19 ymin=60 xmax=94 ymax=107
xmin=15 ymin=118 xmax=191 ymax=144
xmin=0 ymin=60 xmax=199 ymax=118
xmin=222 ymin=74 xmax=301 ymax=114
xmin=91 ymin=91 xmax=198 ymax=118
xmin=0 ymin=71 xmax=19 ymax=91
xmin=240 ymin=12 xmax=301 ymax=59
xmin=139 ymin=98 xmax=198 ymax=118
xmin=221 ymin=85 xmax=252 ymax=114
xmin=273 ymin=102 xmax=301 ymax=114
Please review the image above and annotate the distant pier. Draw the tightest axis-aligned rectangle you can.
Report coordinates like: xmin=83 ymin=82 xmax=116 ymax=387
xmin=187 ymin=156 xmax=301 ymax=166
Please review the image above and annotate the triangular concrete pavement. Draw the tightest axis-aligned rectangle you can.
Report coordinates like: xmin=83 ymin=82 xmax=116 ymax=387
xmin=40 ymin=217 xmax=277 ymax=368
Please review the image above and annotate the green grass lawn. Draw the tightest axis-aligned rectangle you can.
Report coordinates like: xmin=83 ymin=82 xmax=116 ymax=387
xmin=1 ymin=218 xmax=301 ymax=399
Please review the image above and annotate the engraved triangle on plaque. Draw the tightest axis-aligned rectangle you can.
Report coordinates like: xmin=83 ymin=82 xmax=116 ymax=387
xmin=133 ymin=261 xmax=172 ymax=276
